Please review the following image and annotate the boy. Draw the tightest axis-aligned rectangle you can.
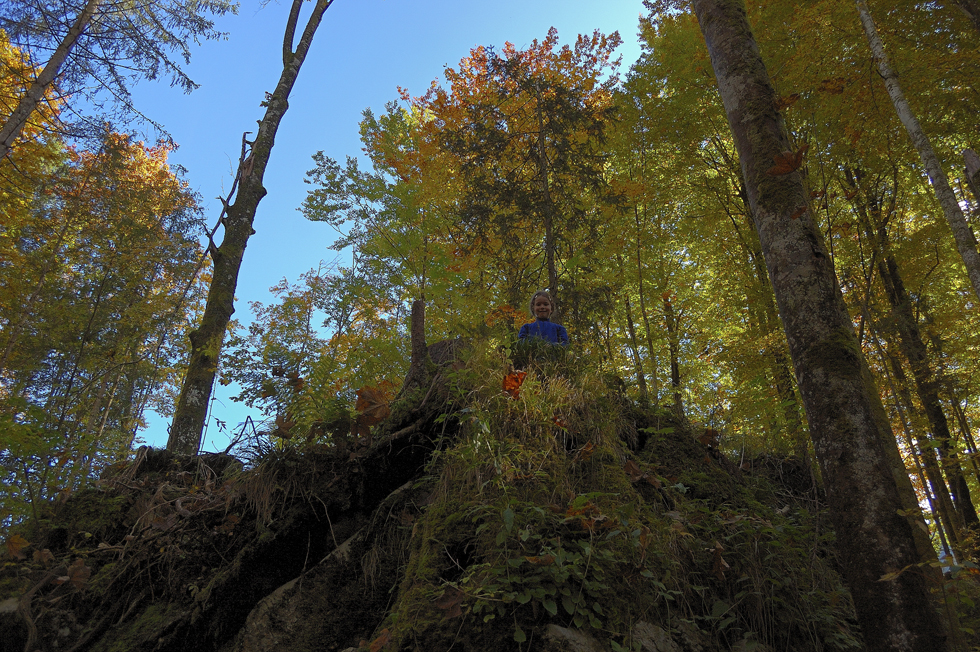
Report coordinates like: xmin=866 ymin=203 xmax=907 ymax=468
xmin=518 ymin=291 xmax=569 ymax=345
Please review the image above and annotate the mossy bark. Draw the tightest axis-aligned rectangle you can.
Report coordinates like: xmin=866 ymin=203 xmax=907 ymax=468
xmin=689 ymin=0 xmax=949 ymax=649
xmin=168 ymin=0 xmax=336 ymax=454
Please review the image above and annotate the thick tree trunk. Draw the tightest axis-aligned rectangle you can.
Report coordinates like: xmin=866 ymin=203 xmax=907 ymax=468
xmin=690 ymin=1 xmax=949 ymax=649
xmin=855 ymin=0 xmax=980 ymax=302
xmin=0 ymin=0 xmax=102 ymax=159
xmin=168 ymin=0 xmax=335 ymax=454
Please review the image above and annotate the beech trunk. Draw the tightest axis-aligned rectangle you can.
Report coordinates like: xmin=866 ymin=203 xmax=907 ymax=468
xmin=690 ymin=0 xmax=948 ymax=649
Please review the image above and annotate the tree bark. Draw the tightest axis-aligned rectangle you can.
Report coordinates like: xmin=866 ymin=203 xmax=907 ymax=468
xmin=168 ymin=0 xmax=335 ymax=454
xmin=624 ymin=293 xmax=649 ymax=403
xmin=662 ymin=295 xmax=684 ymax=418
xmin=0 ymin=0 xmax=102 ymax=159
xmin=534 ymin=86 xmax=560 ymax=301
xmin=690 ymin=1 xmax=949 ymax=649
xmin=878 ymin=254 xmax=979 ymax=528
xmin=855 ymin=0 xmax=980 ymax=302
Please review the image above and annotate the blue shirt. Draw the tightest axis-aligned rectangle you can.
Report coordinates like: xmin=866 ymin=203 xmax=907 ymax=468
xmin=518 ymin=319 xmax=569 ymax=345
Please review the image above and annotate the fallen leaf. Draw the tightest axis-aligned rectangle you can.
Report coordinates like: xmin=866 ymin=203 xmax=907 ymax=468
xmin=33 ymin=548 xmax=55 ymax=566
xmin=433 ymin=587 xmax=464 ymax=619
xmin=68 ymin=558 xmax=91 ymax=591
xmin=712 ymin=542 xmax=730 ymax=582
xmin=370 ymin=627 xmax=393 ymax=652
xmin=573 ymin=441 xmax=595 ymax=462
xmin=5 ymin=534 xmax=28 ymax=560
xmin=624 ymin=460 xmax=644 ymax=482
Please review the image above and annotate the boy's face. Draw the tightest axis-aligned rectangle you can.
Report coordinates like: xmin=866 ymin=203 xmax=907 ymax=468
xmin=533 ymin=296 xmax=553 ymax=319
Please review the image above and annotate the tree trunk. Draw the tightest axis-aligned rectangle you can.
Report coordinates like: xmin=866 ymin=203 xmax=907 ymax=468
xmin=855 ymin=0 xmax=980 ymax=302
xmin=873 ymin=334 xmax=957 ymax=561
xmin=534 ymin=87 xmax=560 ymax=301
xmin=690 ymin=1 xmax=949 ymax=649
xmin=624 ymin=293 xmax=649 ymax=403
xmin=662 ymin=295 xmax=683 ymax=418
xmin=634 ymin=205 xmax=660 ymax=401
xmin=0 ymin=0 xmax=102 ymax=159
xmin=880 ymin=337 xmax=965 ymax=550
xmin=168 ymin=0 xmax=335 ymax=454
xmin=878 ymin=254 xmax=979 ymax=528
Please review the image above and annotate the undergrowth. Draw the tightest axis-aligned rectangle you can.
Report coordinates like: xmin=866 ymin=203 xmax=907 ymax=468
xmin=374 ymin=340 xmax=862 ymax=651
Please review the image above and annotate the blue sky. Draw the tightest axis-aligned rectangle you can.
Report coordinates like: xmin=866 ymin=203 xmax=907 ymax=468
xmin=134 ymin=0 xmax=647 ymax=450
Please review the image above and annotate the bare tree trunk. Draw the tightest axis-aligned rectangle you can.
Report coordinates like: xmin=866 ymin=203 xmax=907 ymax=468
xmin=0 ymin=0 xmax=102 ymax=159
xmin=633 ymin=204 xmax=660 ymax=401
xmin=662 ymin=295 xmax=683 ymax=418
xmin=878 ymin=254 xmax=979 ymax=528
xmin=855 ymin=0 xmax=980 ymax=302
xmin=690 ymin=0 xmax=949 ymax=649
xmin=168 ymin=0 xmax=335 ymax=454
xmin=534 ymin=87 xmax=559 ymax=300
xmin=873 ymin=333 xmax=958 ymax=561
xmin=623 ymin=293 xmax=649 ymax=403
xmin=880 ymin=338 xmax=965 ymax=550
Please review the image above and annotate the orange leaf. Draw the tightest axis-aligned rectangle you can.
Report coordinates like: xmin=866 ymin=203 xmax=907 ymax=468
xmin=573 ymin=441 xmax=595 ymax=462
xmin=525 ymin=554 xmax=556 ymax=566
xmin=502 ymin=371 xmax=527 ymax=399
xmin=767 ymin=144 xmax=808 ymax=176
xmin=790 ymin=206 xmax=808 ymax=220
xmin=370 ymin=627 xmax=392 ymax=652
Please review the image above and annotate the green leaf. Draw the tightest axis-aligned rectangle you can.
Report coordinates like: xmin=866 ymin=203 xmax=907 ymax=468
xmin=562 ymin=594 xmax=576 ymax=615
xmin=503 ymin=507 xmax=515 ymax=533
xmin=543 ymin=598 xmax=558 ymax=615
xmin=514 ymin=626 xmax=527 ymax=643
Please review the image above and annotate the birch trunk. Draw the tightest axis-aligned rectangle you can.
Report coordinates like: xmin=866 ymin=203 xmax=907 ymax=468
xmin=168 ymin=0 xmax=335 ymax=454
xmin=855 ymin=0 xmax=980 ymax=302
xmin=690 ymin=0 xmax=949 ymax=649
